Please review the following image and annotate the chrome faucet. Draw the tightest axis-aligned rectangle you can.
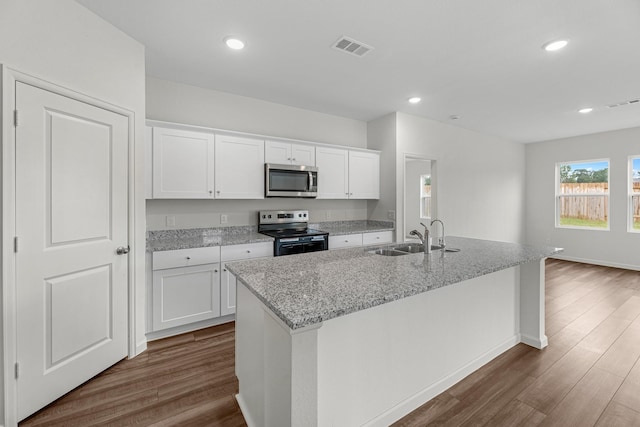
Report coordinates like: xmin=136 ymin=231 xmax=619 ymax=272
xmin=430 ymin=219 xmax=445 ymax=250
xmin=410 ymin=222 xmax=431 ymax=254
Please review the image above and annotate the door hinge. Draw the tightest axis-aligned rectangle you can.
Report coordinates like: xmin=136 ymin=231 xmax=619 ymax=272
xmin=14 ymin=236 xmax=18 ymax=253
xmin=13 ymin=110 xmax=19 ymax=127
xmin=14 ymin=362 xmax=19 ymax=380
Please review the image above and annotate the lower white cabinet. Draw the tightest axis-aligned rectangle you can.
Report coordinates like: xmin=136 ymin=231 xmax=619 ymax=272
xmin=151 ymin=246 xmax=222 ymax=331
xmin=220 ymin=241 xmax=273 ymax=316
xmin=152 ymin=263 xmax=221 ymax=330
xmin=330 ymin=230 xmax=393 ymax=250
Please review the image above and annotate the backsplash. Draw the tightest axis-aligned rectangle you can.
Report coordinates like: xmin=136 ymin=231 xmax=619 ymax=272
xmin=146 ymin=199 xmax=370 ymax=231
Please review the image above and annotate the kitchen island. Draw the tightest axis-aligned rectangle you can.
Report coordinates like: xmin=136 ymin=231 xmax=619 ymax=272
xmin=226 ymin=236 xmax=562 ymax=427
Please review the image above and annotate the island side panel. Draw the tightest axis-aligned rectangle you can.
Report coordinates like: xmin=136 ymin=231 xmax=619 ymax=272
xmin=236 ymin=281 xmax=321 ymax=427
xmin=316 ymin=267 xmax=520 ymax=427
xmin=519 ymin=258 xmax=548 ymax=349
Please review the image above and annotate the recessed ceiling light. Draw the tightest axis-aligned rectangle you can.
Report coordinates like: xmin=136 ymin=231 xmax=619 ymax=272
xmin=542 ymin=39 xmax=568 ymax=52
xmin=408 ymin=97 xmax=421 ymax=104
xmin=224 ymin=37 xmax=245 ymax=50
xmin=578 ymin=107 xmax=593 ymax=114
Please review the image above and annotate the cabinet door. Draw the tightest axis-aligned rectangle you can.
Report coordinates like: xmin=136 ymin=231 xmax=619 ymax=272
xmin=152 ymin=127 xmax=215 ymax=199
xmin=152 ymin=263 xmax=221 ymax=331
xmin=291 ymin=143 xmax=315 ymax=166
xmin=220 ymin=263 xmax=236 ymax=316
xmin=215 ymin=135 xmax=265 ymax=199
xmin=349 ymin=151 xmax=380 ymax=199
xmin=329 ymin=233 xmax=363 ymax=249
xmin=316 ymin=146 xmax=349 ymax=199
xmin=265 ymin=140 xmax=292 ymax=164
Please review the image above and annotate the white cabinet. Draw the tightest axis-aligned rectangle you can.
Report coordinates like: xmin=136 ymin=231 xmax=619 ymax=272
xmin=362 ymin=230 xmax=393 ymax=246
xmin=316 ymin=147 xmax=380 ymax=199
xmin=316 ymin=146 xmax=349 ymax=199
xmin=214 ymin=135 xmax=265 ymax=199
xmin=330 ymin=231 xmax=392 ymax=250
xmin=152 ymin=247 xmax=221 ymax=331
xmin=152 ymin=127 xmax=215 ymax=199
xmin=220 ymin=242 xmax=273 ymax=316
xmin=329 ymin=233 xmax=363 ymax=249
xmin=265 ymin=140 xmax=315 ymax=166
xmin=349 ymin=151 xmax=380 ymax=199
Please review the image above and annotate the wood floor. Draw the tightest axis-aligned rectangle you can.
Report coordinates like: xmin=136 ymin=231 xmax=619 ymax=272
xmin=20 ymin=259 xmax=640 ymax=426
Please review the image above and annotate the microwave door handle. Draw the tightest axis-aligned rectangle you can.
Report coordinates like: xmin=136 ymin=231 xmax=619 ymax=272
xmin=308 ymin=171 xmax=313 ymax=190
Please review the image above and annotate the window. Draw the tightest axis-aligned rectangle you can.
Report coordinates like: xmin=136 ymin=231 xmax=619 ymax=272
xmin=556 ymin=159 xmax=609 ymax=229
xmin=630 ymin=156 xmax=640 ymax=232
xmin=420 ymin=174 xmax=431 ymax=219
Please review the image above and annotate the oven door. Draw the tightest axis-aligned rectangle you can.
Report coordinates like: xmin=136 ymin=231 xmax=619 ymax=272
xmin=275 ymin=236 xmax=328 ymax=256
xmin=265 ymin=163 xmax=318 ymax=198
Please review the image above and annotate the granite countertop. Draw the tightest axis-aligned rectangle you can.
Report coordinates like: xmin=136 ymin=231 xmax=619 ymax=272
xmin=146 ymin=220 xmax=395 ymax=252
xmin=225 ymin=236 xmax=563 ymax=330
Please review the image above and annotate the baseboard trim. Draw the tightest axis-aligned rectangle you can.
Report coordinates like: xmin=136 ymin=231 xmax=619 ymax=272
xmin=520 ymin=333 xmax=548 ymax=349
xmin=551 ymin=255 xmax=640 ymax=272
xmin=145 ymin=314 xmax=235 ymax=341
xmin=235 ymin=393 xmax=257 ymax=427
xmin=362 ymin=334 xmax=520 ymax=427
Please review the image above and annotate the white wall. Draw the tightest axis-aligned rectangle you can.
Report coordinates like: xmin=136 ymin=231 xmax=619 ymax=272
xmin=146 ymin=77 xmax=370 ymax=230
xmin=525 ymin=127 xmax=640 ymax=270
xmin=366 ymin=113 xmax=397 ymax=227
xmin=0 ymin=0 xmax=146 ymax=423
xmin=396 ymin=113 xmax=526 ymax=244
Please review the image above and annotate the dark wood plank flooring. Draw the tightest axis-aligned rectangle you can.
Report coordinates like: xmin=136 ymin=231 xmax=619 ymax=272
xmin=20 ymin=259 xmax=640 ymax=426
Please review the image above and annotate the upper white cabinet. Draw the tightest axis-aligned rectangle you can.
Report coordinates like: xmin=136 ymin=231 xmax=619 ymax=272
xmin=265 ymin=140 xmax=315 ymax=166
xmin=152 ymin=127 xmax=215 ymax=199
xmin=349 ymin=151 xmax=380 ymax=199
xmin=316 ymin=147 xmax=349 ymax=199
xmin=214 ymin=135 xmax=265 ymax=199
xmin=316 ymin=147 xmax=380 ymax=199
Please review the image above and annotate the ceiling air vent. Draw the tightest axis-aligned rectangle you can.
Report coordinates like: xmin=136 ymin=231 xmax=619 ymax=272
xmin=332 ymin=36 xmax=373 ymax=57
xmin=606 ymin=99 xmax=640 ymax=108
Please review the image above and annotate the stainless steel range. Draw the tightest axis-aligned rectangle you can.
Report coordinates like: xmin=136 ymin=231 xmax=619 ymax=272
xmin=258 ymin=210 xmax=329 ymax=256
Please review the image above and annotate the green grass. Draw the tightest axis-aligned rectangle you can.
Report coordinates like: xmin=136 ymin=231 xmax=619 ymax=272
xmin=635 ymin=221 xmax=640 ymax=230
xmin=559 ymin=217 xmax=608 ymax=228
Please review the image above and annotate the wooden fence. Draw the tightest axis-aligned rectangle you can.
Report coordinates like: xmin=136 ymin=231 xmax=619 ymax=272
xmin=559 ymin=182 xmax=640 ymax=223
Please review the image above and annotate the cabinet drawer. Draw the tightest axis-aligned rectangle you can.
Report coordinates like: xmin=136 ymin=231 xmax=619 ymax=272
xmin=362 ymin=231 xmax=393 ymax=246
xmin=329 ymin=233 xmax=363 ymax=249
xmin=221 ymin=241 xmax=273 ymax=261
xmin=152 ymin=246 xmax=221 ymax=270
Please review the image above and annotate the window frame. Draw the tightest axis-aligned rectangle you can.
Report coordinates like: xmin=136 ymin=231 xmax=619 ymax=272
xmin=629 ymin=155 xmax=640 ymax=233
xmin=555 ymin=158 xmax=610 ymax=231
xmin=419 ymin=174 xmax=431 ymax=220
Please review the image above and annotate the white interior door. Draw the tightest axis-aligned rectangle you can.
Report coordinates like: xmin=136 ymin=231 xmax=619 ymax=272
xmin=15 ymin=82 xmax=129 ymax=420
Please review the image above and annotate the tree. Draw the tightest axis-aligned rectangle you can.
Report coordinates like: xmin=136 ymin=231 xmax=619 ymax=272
xmin=591 ymin=168 xmax=608 ymax=183
xmin=560 ymin=165 xmax=575 ymax=183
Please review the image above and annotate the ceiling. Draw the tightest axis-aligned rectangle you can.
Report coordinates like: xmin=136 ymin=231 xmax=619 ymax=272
xmin=78 ymin=0 xmax=640 ymax=143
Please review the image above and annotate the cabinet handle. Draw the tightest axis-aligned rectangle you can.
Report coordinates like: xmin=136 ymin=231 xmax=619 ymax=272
xmin=287 ymin=157 xmax=291 ymax=160
xmin=292 ymin=158 xmax=296 ymax=161
xmin=344 ymin=240 xmax=349 ymax=243
xmin=216 ymin=190 xmax=220 ymax=194
xmin=246 ymin=250 xmax=251 ymax=253
xmin=209 ymin=190 xmax=212 ymax=194
xmin=376 ymin=236 xmax=380 ymax=239
xmin=214 ymin=269 xmax=218 ymax=273
xmin=186 ymin=256 xmax=191 ymax=260
xmin=223 ymin=268 xmax=227 ymax=271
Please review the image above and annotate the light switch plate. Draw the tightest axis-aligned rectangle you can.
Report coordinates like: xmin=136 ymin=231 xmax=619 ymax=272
xmin=387 ymin=210 xmax=396 ymax=220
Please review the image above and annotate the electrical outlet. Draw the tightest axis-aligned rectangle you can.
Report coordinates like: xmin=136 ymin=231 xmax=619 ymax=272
xmin=166 ymin=216 xmax=176 ymax=227
xmin=325 ymin=211 xmax=331 ymax=220
xmin=220 ymin=214 xmax=228 ymax=224
xmin=387 ymin=210 xmax=396 ymax=220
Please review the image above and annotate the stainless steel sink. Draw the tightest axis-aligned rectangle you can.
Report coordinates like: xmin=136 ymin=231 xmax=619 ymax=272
xmin=394 ymin=244 xmax=444 ymax=253
xmin=369 ymin=248 xmax=408 ymax=256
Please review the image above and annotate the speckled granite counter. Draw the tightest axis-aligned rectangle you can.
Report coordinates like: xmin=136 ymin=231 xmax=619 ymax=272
xmin=146 ymin=226 xmax=272 ymax=252
xmin=226 ymin=236 xmax=562 ymax=330
xmin=309 ymin=219 xmax=394 ymax=235
xmin=146 ymin=220 xmax=395 ymax=252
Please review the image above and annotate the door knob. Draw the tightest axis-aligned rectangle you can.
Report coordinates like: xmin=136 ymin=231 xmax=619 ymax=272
xmin=116 ymin=246 xmax=130 ymax=255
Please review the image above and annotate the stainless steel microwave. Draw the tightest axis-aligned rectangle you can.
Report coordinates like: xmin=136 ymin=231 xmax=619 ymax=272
xmin=265 ymin=163 xmax=318 ymax=198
